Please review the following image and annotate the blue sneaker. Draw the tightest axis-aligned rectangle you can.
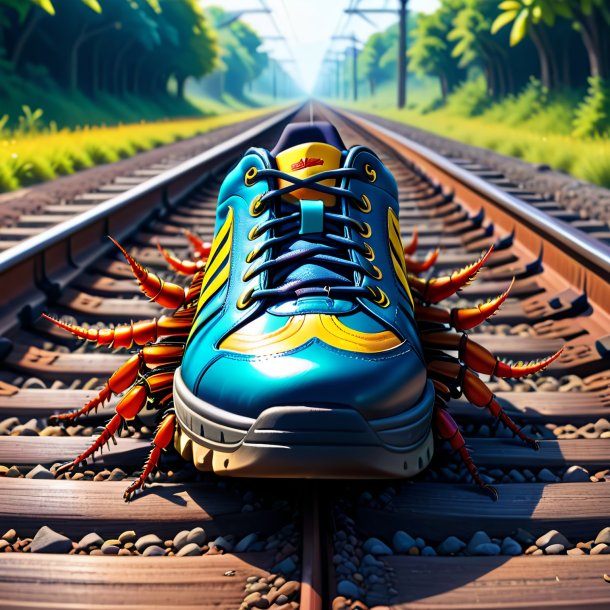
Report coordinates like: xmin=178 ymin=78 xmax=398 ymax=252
xmin=173 ymin=121 xmax=435 ymax=477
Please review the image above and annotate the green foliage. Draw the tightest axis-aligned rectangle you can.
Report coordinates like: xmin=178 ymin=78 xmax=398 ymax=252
xmin=408 ymin=0 xmax=466 ymax=98
xmin=574 ymin=152 xmax=610 ymax=187
xmin=444 ymin=76 xmax=491 ymax=116
xmin=572 ymin=77 xmax=610 ymax=138
xmin=481 ymin=77 xmax=548 ymax=125
xmin=17 ymin=105 xmax=43 ymax=134
xmin=205 ymin=7 xmax=266 ymax=99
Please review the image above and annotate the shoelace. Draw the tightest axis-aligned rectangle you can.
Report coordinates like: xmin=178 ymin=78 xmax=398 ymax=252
xmin=240 ymin=166 xmax=387 ymax=307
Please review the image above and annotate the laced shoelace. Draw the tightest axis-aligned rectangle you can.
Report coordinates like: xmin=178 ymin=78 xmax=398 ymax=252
xmin=239 ymin=166 xmax=388 ymax=308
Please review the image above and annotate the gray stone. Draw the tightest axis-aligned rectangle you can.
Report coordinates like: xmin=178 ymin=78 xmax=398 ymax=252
xmin=415 ymin=537 xmax=426 ymax=550
xmin=30 ymin=526 xmax=72 ymax=554
xmin=436 ymin=536 xmax=466 ymax=556
xmin=25 ymin=464 xmax=54 ymax=479
xmin=118 ymin=530 xmax=137 ymax=544
xmin=591 ymin=543 xmax=610 ymax=555
xmin=501 ymin=537 xmax=522 ymax=556
xmin=392 ymin=531 xmax=415 ymax=554
xmin=135 ymin=534 xmax=164 ymax=553
xmin=77 ymin=532 xmax=104 ymax=550
xmin=508 ymin=469 xmax=526 ymax=483
xmin=545 ymin=544 xmax=565 ymax=555
xmin=537 ymin=468 xmax=559 ymax=482
xmin=271 ymin=557 xmax=296 ymax=574
xmin=562 ymin=465 xmax=590 ymax=483
xmin=513 ymin=528 xmax=534 ymax=545
xmin=363 ymin=537 xmax=392 ymax=555
xmin=467 ymin=531 xmax=491 ymax=554
xmin=362 ymin=554 xmax=384 ymax=566
xmin=209 ymin=535 xmax=232 ymax=552
xmin=471 ymin=542 xmax=501 ymax=556
xmin=101 ymin=544 xmax=120 ymax=555
xmin=594 ymin=527 xmax=610 ymax=545
xmin=535 ymin=530 xmax=572 ymax=550
xmin=235 ymin=533 xmax=258 ymax=553
xmin=172 ymin=530 xmax=190 ymax=550
xmin=143 ymin=545 xmax=166 ymax=556
xmin=0 ymin=417 xmax=20 ymax=435
xmin=186 ymin=527 xmax=207 ymax=546
xmin=336 ymin=579 xmax=361 ymax=599
xmin=176 ymin=542 xmax=201 ymax=557
xmin=421 ymin=546 xmax=437 ymax=556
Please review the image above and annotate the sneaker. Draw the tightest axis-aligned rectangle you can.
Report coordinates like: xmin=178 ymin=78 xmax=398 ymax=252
xmin=173 ymin=121 xmax=435 ymax=478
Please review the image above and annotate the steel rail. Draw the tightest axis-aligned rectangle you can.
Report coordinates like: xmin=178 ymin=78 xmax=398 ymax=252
xmin=327 ymin=106 xmax=610 ymax=307
xmin=0 ymin=104 xmax=303 ymax=335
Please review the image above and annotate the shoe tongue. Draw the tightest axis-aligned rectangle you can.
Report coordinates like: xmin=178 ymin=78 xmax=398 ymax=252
xmin=275 ymin=142 xmax=341 ymax=207
xmin=269 ymin=142 xmax=351 ymax=309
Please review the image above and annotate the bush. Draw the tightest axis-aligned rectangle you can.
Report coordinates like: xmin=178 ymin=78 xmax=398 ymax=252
xmin=572 ymin=77 xmax=610 ymax=139
xmin=445 ymin=77 xmax=491 ymax=117
xmin=482 ymin=78 xmax=548 ymax=126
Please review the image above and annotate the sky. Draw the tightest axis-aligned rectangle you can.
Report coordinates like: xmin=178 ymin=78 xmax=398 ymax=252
xmin=199 ymin=0 xmax=440 ymax=92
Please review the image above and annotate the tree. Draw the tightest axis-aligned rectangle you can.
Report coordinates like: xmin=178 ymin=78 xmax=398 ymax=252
xmin=408 ymin=0 xmax=466 ymax=100
xmin=204 ymin=7 xmax=266 ymax=99
xmin=359 ymin=32 xmax=388 ymax=96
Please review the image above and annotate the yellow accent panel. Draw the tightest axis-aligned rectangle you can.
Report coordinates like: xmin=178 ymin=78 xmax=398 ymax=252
xmin=194 ymin=207 xmax=233 ymax=318
xmin=275 ymin=142 xmax=341 ymax=206
xmin=388 ymin=208 xmax=414 ymax=306
xmin=220 ymin=314 xmax=401 ymax=356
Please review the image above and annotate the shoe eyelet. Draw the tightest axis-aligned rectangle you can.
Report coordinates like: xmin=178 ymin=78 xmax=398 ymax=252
xmin=363 ymin=243 xmax=375 ymax=261
xmin=249 ymin=194 xmax=265 ymax=217
xmin=244 ymin=167 xmax=258 ymax=187
xmin=367 ymin=286 xmax=390 ymax=307
xmin=245 ymin=247 xmax=259 ymax=263
xmin=242 ymin=266 xmax=256 ymax=282
xmin=358 ymin=222 xmax=372 ymax=238
xmin=248 ymin=225 xmax=260 ymax=241
xmin=357 ymin=194 xmax=372 ymax=213
xmin=371 ymin=265 xmax=383 ymax=280
xmin=364 ymin=164 xmax=377 ymax=183
xmin=237 ymin=287 xmax=254 ymax=309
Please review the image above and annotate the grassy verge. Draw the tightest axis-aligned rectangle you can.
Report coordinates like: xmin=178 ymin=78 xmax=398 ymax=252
xmin=0 ymin=107 xmax=279 ymax=193
xmin=336 ymin=82 xmax=610 ymax=188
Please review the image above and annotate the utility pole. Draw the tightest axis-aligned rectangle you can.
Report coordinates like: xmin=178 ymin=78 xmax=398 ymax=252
xmin=332 ymin=35 xmax=360 ymax=101
xmin=344 ymin=1 xmax=410 ymax=108
xmin=397 ymin=0 xmax=408 ymax=108
xmin=352 ymin=34 xmax=358 ymax=101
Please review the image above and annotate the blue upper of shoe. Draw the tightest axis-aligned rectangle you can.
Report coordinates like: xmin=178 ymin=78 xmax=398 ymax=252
xmin=181 ymin=122 xmax=430 ymax=421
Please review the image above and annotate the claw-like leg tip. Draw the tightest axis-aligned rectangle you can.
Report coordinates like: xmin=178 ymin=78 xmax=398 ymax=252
xmin=53 ymin=461 xmax=75 ymax=477
xmin=483 ymin=484 xmax=499 ymax=502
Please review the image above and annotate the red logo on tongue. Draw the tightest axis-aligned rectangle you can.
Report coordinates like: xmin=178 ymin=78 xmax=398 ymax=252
xmin=291 ymin=157 xmax=324 ymax=171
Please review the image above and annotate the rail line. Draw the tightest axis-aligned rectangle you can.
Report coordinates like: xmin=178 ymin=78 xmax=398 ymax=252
xmin=0 ymin=101 xmax=608 ymax=609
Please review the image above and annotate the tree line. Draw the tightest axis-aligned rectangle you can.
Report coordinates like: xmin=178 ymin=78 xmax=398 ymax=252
xmin=0 ymin=0 xmax=267 ymax=105
xmin=337 ymin=0 xmax=609 ymax=130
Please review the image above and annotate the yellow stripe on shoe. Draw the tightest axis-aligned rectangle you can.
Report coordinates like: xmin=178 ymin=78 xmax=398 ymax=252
xmin=388 ymin=208 xmax=414 ymax=306
xmin=219 ymin=313 xmax=402 ymax=356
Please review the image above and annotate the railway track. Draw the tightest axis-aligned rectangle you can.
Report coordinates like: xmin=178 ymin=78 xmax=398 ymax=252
xmin=0 ymin=100 xmax=609 ymax=609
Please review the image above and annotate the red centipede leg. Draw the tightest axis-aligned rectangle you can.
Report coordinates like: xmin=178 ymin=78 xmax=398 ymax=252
xmin=434 ymin=404 xmax=498 ymax=501
xmin=124 ymin=413 xmax=176 ymax=501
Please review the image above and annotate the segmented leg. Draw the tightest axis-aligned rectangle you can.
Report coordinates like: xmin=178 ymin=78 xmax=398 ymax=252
xmin=427 ymin=360 xmax=539 ymax=448
xmin=434 ymin=404 xmax=498 ymax=500
xmin=422 ymin=331 xmax=562 ymax=378
xmin=49 ymin=344 xmax=184 ymax=424
xmin=124 ymin=412 xmax=176 ymax=501
xmin=54 ymin=370 xmax=174 ymax=476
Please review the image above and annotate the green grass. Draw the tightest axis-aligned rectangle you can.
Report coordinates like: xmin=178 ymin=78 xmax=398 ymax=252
xmin=0 ymin=107 xmax=281 ymax=193
xmin=335 ymin=78 xmax=610 ymax=188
